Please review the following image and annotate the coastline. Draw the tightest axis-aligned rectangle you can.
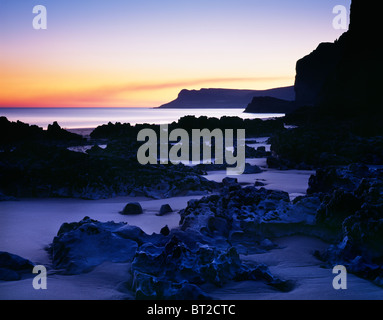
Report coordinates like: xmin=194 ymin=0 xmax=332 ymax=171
xmin=0 ymin=134 xmax=377 ymax=300
xmin=1 ymin=115 xmax=383 ymax=301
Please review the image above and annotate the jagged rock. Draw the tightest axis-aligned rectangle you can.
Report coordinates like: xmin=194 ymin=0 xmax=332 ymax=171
xmin=222 ymin=177 xmax=238 ymax=186
xmin=316 ymin=189 xmax=362 ymax=230
xmin=130 ymin=235 xmax=291 ymax=299
xmin=50 ymin=217 xmax=141 ymax=274
xmin=0 ymin=251 xmax=35 ymax=281
xmin=179 ymin=184 xmax=317 ymax=248
xmin=132 ymin=271 xmax=211 ymax=300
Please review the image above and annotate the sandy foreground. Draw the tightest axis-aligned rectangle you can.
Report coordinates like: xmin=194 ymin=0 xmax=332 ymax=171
xmin=1 ymin=140 xmax=383 ymax=300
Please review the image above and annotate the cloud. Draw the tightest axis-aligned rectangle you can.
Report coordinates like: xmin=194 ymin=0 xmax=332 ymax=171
xmin=2 ymin=76 xmax=293 ymax=107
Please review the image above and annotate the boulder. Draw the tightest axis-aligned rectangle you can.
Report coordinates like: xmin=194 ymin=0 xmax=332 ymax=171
xmin=157 ymin=204 xmax=173 ymax=216
xmin=243 ymin=163 xmax=262 ymax=174
xmin=160 ymin=225 xmax=170 ymax=236
xmin=0 ymin=251 xmax=34 ymax=281
xmin=222 ymin=177 xmax=238 ymax=186
xmin=50 ymin=217 xmax=140 ymax=274
xmin=121 ymin=202 xmax=143 ymax=215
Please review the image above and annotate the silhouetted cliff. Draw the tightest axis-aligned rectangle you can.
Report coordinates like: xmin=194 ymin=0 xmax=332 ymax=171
xmin=158 ymin=86 xmax=295 ymax=109
xmin=294 ymin=0 xmax=382 ymax=116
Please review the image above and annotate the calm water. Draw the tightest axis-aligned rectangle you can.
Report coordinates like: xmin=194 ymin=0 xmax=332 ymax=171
xmin=0 ymin=108 xmax=284 ymax=129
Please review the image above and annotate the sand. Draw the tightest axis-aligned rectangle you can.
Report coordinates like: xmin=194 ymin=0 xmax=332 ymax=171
xmin=1 ymin=138 xmax=382 ymax=300
xmin=208 ymin=236 xmax=383 ymax=300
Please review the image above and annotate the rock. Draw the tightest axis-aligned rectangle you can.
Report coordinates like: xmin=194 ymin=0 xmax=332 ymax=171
xmin=50 ymin=217 xmax=140 ymax=274
xmin=254 ymin=180 xmax=266 ymax=187
xmin=131 ymin=271 xmax=211 ymax=300
xmin=244 ymin=96 xmax=298 ymax=114
xmin=160 ymin=225 xmax=170 ymax=236
xmin=0 ymin=251 xmax=35 ymax=281
xmin=121 ymin=202 xmax=143 ymax=215
xmin=243 ymin=163 xmax=262 ymax=174
xmin=130 ymin=235 xmax=290 ymax=299
xmin=157 ymin=204 xmax=173 ymax=216
xmin=0 ymin=192 xmax=17 ymax=202
xmin=245 ymin=145 xmax=271 ymax=159
xmin=222 ymin=177 xmax=238 ymax=186
xmin=266 ymin=156 xmax=289 ymax=170
xmin=315 ymin=189 xmax=362 ymax=230
xmin=0 ymin=268 xmax=21 ymax=281
xmin=0 ymin=251 xmax=34 ymax=272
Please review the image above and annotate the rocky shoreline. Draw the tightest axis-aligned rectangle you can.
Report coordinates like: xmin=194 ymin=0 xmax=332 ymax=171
xmin=1 ymin=110 xmax=383 ymax=297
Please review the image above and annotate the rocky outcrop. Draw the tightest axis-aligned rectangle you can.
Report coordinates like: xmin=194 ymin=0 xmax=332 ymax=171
xmin=294 ymin=42 xmax=343 ymax=107
xmin=244 ymin=96 xmax=297 ymax=114
xmin=268 ymin=125 xmax=383 ymax=169
xmin=0 ymin=251 xmax=35 ymax=281
xmin=294 ymin=0 xmax=383 ymax=114
xmin=50 ymin=217 xmax=142 ymax=274
xmin=0 ymin=140 xmax=218 ymax=200
xmin=0 ymin=117 xmax=84 ymax=147
xmin=305 ymin=164 xmax=383 ymax=285
xmin=178 ymin=180 xmax=319 ymax=249
xmin=130 ymin=236 xmax=290 ymax=299
xmin=158 ymin=87 xmax=295 ymax=109
xmin=50 ymin=214 xmax=293 ymax=299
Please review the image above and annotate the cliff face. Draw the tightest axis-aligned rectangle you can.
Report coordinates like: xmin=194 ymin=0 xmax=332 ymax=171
xmin=294 ymin=0 xmax=382 ymax=115
xmin=294 ymin=42 xmax=343 ymax=106
xmin=158 ymin=86 xmax=295 ymax=109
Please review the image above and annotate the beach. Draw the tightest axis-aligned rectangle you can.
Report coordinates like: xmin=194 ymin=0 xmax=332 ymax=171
xmin=1 ymin=134 xmax=382 ymax=300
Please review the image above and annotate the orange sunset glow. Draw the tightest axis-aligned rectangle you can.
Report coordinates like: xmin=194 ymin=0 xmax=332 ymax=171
xmin=0 ymin=0 xmax=349 ymax=108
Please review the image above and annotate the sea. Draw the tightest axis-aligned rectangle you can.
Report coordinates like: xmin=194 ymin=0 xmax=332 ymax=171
xmin=0 ymin=108 xmax=284 ymax=130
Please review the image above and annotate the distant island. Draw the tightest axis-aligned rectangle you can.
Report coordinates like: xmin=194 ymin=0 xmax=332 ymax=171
xmin=157 ymin=86 xmax=295 ymax=109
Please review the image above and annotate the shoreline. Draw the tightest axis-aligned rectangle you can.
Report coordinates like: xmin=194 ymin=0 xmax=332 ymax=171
xmin=1 ymin=122 xmax=383 ymax=300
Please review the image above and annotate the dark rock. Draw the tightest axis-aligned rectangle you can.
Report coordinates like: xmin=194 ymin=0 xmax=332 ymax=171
xmin=0 ymin=251 xmax=35 ymax=281
xmin=244 ymin=96 xmax=298 ymax=114
xmin=121 ymin=202 xmax=143 ymax=215
xmin=0 ymin=268 xmax=21 ymax=281
xmin=316 ymin=189 xmax=362 ymax=230
xmin=130 ymin=235 xmax=290 ymax=299
xmin=160 ymin=225 xmax=170 ymax=236
xmin=0 ymin=117 xmax=83 ymax=147
xmin=245 ymin=145 xmax=270 ymax=158
xmin=243 ymin=163 xmax=262 ymax=174
xmin=50 ymin=217 xmax=140 ymax=274
xmin=0 ymin=251 xmax=34 ymax=272
xmin=0 ymin=192 xmax=17 ymax=202
xmin=222 ymin=177 xmax=238 ymax=186
xmin=157 ymin=204 xmax=173 ymax=216
xmin=254 ymin=180 xmax=266 ymax=187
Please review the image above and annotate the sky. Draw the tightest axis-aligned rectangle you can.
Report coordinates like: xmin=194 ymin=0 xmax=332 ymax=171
xmin=0 ymin=0 xmax=350 ymax=108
